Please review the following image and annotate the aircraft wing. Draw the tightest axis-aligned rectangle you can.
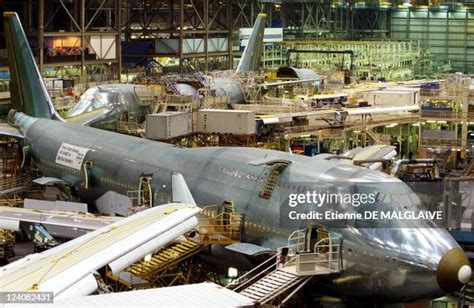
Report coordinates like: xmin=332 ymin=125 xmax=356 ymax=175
xmin=258 ymin=78 xmax=320 ymax=88
xmin=343 ymin=144 xmax=396 ymax=160
xmin=0 ymin=122 xmax=23 ymax=139
xmin=319 ymin=145 xmax=397 ymax=170
xmin=54 ymin=282 xmax=254 ymax=307
xmin=0 ymin=203 xmax=200 ymax=299
xmin=65 ymin=107 xmax=111 ymax=125
xmin=0 ymin=206 xmax=120 ymax=238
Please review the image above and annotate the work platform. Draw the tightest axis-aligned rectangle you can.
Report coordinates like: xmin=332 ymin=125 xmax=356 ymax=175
xmin=106 ymin=204 xmax=242 ymax=289
xmin=228 ymin=230 xmax=343 ymax=306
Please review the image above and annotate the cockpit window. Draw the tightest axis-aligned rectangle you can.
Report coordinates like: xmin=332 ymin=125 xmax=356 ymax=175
xmin=352 ymin=181 xmax=427 ymax=228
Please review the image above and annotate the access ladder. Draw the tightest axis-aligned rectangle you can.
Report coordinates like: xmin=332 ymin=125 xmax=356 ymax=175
xmin=228 ymin=230 xmax=343 ymax=305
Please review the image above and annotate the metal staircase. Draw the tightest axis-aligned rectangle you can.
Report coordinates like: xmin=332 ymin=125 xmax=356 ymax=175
xmin=197 ymin=204 xmax=242 ymax=245
xmin=109 ymin=205 xmax=243 ymax=288
xmin=0 ymin=175 xmax=33 ymax=196
xmin=181 ymin=59 xmax=216 ymax=96
xmin=162 ymin=76 xmax=181 ymax=95
xmin=126 ymin=238 xmax=200 ymax=281
xmin=260 ymin=162 xmax=291 ymax=199
xmin=240 ymin=268 xmax=308 ymax=303
xmin=154 ymin=95 xmax=169 ymax=114
xmin=228 ymin=230 xmax=343 ymax=305
xmin=365 ymin=127 xmax=391 ymax=146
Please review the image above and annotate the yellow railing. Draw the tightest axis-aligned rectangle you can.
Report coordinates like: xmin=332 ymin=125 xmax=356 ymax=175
xmin=0 ymin=197 xmax=23 ymax=207
xmin=0 ymin=174 xmax=31 ymax=191
xmin=0 ymin=229 xmax=15 ymax=243
xmin=420 ymin=110 xmax=463 ymax=120
xmin=197 ymin=205 xmax=241 ymax=245
xmin=419 ymin=138 xmax=462 ymax=147
xmin=117 ymin=121 xmax=144 ymax=136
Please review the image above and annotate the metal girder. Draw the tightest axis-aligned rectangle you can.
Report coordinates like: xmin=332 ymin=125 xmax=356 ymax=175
xmin=37 ymin=0 xmax=121 ymax=80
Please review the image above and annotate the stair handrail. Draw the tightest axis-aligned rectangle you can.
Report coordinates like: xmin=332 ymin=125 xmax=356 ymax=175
xmin=312 ymin=236 xmax=342 ymax=272
xmin=225 ymin=253 xmax=277 ymax=290
xmin=287 ymin=229 xmax=306 ymax=254
xmin=230 ymin=252 xmax=300 ymax=293
xmin=229 ymin=234 xmax=343 ymax=293
xmin=196 ymin=210 xmax=242 ymax=243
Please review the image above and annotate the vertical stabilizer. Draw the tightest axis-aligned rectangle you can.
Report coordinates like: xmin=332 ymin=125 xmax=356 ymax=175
xmin=4 ymin=12 xmax=61 ymax=120
xmin=236 ymin=13 xmax=266 ymax=74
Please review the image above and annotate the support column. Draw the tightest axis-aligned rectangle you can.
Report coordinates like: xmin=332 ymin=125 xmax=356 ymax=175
xmin=38 ymin=0 xmax=45 ymax=75
xmin=116 ymin=0 xmax=122 ymax=80
xmin=179 ymin=0 xmax=184 ymax=70
xmin=80 ymin=0 xmax=85 ymax=83
xmin=204 ymin=0 xmax=209 ymax=72
xmin=227 ymin=0 xmax=233 ymax=69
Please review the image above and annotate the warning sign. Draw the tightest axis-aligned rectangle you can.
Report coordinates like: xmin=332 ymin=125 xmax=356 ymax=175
xmin=55 ymin=143 xmax=90 ymax=170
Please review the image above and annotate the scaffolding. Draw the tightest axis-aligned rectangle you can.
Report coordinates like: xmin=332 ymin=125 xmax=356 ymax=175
xmin=34 ymin=0 xmax=122 ymax=82
xmin=418 ymin=75 xmax=471 ymax=153
xmin=278 ymin=40 xmax=421 ymax=81
xmin=106 ymin=204 xmax=242 ymax=289
xmin=122 ymin=0 xmax=234 ymax=71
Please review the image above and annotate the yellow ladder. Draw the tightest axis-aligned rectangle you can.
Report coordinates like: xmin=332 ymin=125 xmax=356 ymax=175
xmin=260 ymin=162 xmax=290 ymax=199
xmin=126 ymin=239 xmax=200 ymax=280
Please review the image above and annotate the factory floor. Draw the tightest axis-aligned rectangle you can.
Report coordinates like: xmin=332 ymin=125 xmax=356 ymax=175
xmin=10 ymin=241 xmax=35 ymax=262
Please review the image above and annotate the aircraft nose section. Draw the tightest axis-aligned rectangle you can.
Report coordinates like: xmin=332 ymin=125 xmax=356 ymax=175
xmin=437 ymin=248 xmax=471 ymax=293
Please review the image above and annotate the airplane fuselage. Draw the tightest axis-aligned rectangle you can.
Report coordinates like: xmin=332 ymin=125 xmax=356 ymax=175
xmin=66 ymin=84 xmax=148 ymax=130
xmin=13 ymin=112 xmax=463 ymax=302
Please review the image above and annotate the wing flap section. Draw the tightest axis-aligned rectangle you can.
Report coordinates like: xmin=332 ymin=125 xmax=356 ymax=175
xmin=0 ymin=203 xmax=200 ymax=298
xmin=258 ymin=78 xmax=320 ymax=88
xmin=0 ymin=205 xmax=119 ymax=237
xmin=0 ymin=123 xmax=23 ymax=139
xmin=65 ymin=107 xmax=111 ymax=125
xmin=322 ymin=145 xmax=397 ymax=170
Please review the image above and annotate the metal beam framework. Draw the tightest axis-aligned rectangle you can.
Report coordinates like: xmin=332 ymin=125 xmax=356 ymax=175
xmin=232 ymin=0 xmax=270 ymax=29
xmin=391 ymin=8 xmax=474 ymax=73
xmin=281 ymin=1 xmax=390 ymax=40
xmin=35 ymin=0 xmax=122 ymax=81
xmin=5 ymin=0 xmax=474 ymax=77
xmin=122 ymin=0 xmax=234 ymax=71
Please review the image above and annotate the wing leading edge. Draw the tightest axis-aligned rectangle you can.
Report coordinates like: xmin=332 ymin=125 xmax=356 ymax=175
xmin=0 ymin=203 xmax=200 ymax=299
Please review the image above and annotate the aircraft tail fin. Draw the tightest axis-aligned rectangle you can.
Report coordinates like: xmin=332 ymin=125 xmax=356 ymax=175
xmin=235 ymin=13 xmax=266 ymax=74
xmin=4 ymin=12 xmax=62 ymax=120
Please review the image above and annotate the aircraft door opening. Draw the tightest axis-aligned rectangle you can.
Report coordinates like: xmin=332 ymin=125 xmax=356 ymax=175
xmin=138 ymin=175 xmax=153 ymax=207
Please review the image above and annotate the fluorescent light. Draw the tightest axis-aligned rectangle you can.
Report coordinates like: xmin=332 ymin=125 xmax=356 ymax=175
xmin=144 ymin=254 xmax=152 ymax=262
xmin=228 ymin=267 xmax=238 ymax=278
